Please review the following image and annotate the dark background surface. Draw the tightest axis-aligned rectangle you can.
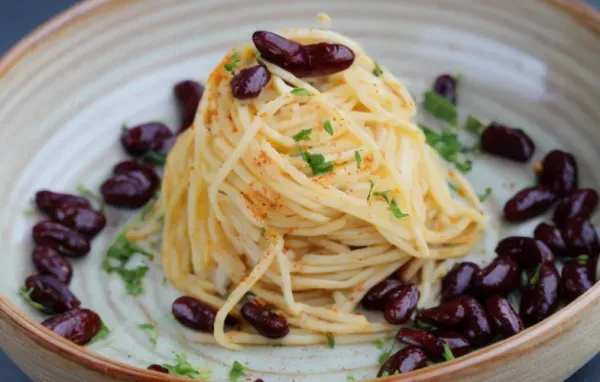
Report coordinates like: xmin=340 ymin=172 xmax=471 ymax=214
xmin=1 ymin=0 xmax=599 ymax=381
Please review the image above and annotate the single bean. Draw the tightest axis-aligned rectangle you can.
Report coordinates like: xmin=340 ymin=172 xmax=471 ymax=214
xmin=32 ymin=245 xmax=72 ymax=284
xmin=534 ymin=223 xmax=568 ymax=257
xmin=496 ymin=237 xmax=553 ymax=270
xmin=553 ymin=188 xmax=599 ymax=226
xmin=383 ymin=284 xmax=420 ymax=325
xmin=32 ymin=220 xmax=90 ymax=257
xmin=561 ymin=218 xmax=600 ymax=256
xmin=147 ymin=364 xmax=169 ymax=373
xmin=121 ymin=122 xmax=173 ymax=157
xmin=35 ymin=190 xmax=91 ymax=215
xmin=49 ymin=205 xmax=106 ymax=237
xmin=241 ymin=299 xmax=289 ymax=338
xmin=172 ymin=296 xmax=218 ymax=332
xmin=174 ymin=80 xmax=204 ymax=131
xmin=520 ymin=262 xmax=560 ymax=326
xmin=377 ymin=346 xmax=428 ymax=377
xmin=41 ymin=308 xmax=101 ymax=345
xmin=539 ymin=150 xmax=578 ymax=197
xmin=416 ymin=299 xmax=466 ymax=328
xmin=460 ymin=296 xmax=493 ymax=347
xmin=231 ymin=65 xmax=271 ymax=99
xmin=113 ymin=160 xmax=160 ymax=184
xmin=480 ymin=123 xmax=535 ymax=162
xmin=561 ymin=257 xmax=594 ymax=302
xmin=503 ymin=186 xmax=557 ymax=222
xmin=475 ymin=255 xmax=520 ymax=295
xmin=433 ymin=74 xmax=457 ymax=104
xmin=151 ymin=135 xmax=178 ymax=155
xmin=441 ymin=262 xmax=480 ymax=301
xmin=24 ymin=275 xmax=80 ymax=313
xmin=396 ymin=328 xmax=444 ymax=357
xmin=101 ymin=173 xmax=157 ymax=208
xmin=485 ymin=295 xmax=524 ymax=338
xmin=432 ymin=330 xmax=471 ymax=357
xmin=361 ymin=278 xmax=403 ymax=311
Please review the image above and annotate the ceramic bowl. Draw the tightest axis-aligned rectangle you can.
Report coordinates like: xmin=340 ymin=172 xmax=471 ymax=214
xmin=1 ymin=0 xmax=600 ymax=381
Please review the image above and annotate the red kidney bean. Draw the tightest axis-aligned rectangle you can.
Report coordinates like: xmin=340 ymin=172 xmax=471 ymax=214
xmin=361 ymin=279 xmax=403 ymax=311
xmin=121 ymin=122 xmax=173 ymax=157
xmin=377 ymin=346 xmax=428 ymax=377
xmin=383 ymin=284 xmax=420 ymax=325
xmin=101 ymin=161 xmax=159 ymax=208
xmin=24 ymin=275 xmax=80 ymax=313
xmin=35 ymin=190 xmax=91 ymax=215
xmin=441 ymin=262 xmax=480 ymax=301
xmin=539 ymin=150 xmax=578 ymax=197
xmin=433 ymin=74 xmax=457 ymax=104
xmin=151 ymin=135 xmax=178 ymax=156
xmin=520 ymin=262 xmax=560 ymax=326
xmin=553 ymin=188 xmax=599 ymax=227
xmin=534 ymin=223 xmax=568 ymax=257
xmin=561 ymin=218 xmax=600 ymax=256
xmin=459 ymin=296 xmax=493 ymax=347
xmin=32 ymin=220 xmax=90 ymax=257
xmin=416 ymin=299 xmax=466 ymax=328
xmin=496 ymin=237 xmax=553 ymax=270
xmin=48 ymin=205 xmax=106 ymax=237
xmin=113 ymin=160 xmax=160 ymax=183
xmin=480 ymin=123 xmax=535 ymax=162
xmin=561 ymin=257 xmax=594 ymax=301
xmin=147 ymin=364 xmax=169 ymax=373
xmin=174 ymin=80 xmax=204 ymax=131
xmin=241 ymin=299 xmax=289 ymax=338
xmin=252 ymin=31 xmax=355 ymax=78
xmin=32 ymin=245 xmax=72 ymax=284
xmin=485 ymin=295 xmax=524 ymax=338
xmin=432 ymin=330 xmax=471 ymax=357
xmin=172 ymin=296 xmax=217 ymax=332
xmin=396 ymin=328 xmax=444 ymax=357
xmin=503 ymin=186 xmax=557 ymax=222
xmin=475 ymin=255 xmax=520 ymax=295
xmin=41 ymin=308 xmax=101 ymax=345
xmin=231 ymin=65 xmax=271 ymax=100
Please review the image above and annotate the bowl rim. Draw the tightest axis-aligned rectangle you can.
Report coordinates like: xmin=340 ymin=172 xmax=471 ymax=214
xmin=0 ymin=0 xmax=599 ymax=381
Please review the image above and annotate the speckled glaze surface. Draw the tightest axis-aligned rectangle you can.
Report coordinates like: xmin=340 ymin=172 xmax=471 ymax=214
xmin=1 ymin=0 xmax=600 ymax=381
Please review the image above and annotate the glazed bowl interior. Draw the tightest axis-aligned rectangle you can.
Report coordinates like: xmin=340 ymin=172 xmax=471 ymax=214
xmin=1 ymin=1 xmax=600 ymax=381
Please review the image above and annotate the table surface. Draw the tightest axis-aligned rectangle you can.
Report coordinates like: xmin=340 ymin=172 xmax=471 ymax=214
xmin=1 ymin=0 xmax=599 ymax=381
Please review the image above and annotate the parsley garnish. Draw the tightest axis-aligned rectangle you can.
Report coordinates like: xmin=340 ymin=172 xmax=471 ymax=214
xmin=419 ymin=125 xmax=472 ymax=173
xmin=530 ymin=264 xmax=542 ymax=285
xmin=373 ymin=191 xmax=408 ymax=219
xmin=104 ymin=231 xmax=153 ymax=296
xmin=448 ymin=182 xmax=459 ymax=193
xmin=19 ymin=287 xmax=50 ymax=313
xmin=376 ymin=336 xmax=398 ymax=365
xmin=324 ymin=120 xmax=334 ymax=136
xmin=465 ymin=114 xmax=485 ymax=136
xmin=327 ymin=333 xmax=335 ymax=349
xmin=224 ymin=52 xmax=240 ymax=73
xmin=121 ymin=123 xmax=128 ymax=132
xmin=143 ymin=151 xmax=167 ymax=166
xmin=367 ymin=180 xmax=375 ymax=201
xmin=162 ymin=353 xmax=211 ymax=380
xmin=373 ymin=61 xmax=384 ymax=77
xmin=577 ymin=255 xmax=589 ymax=265
xmin=354 ymin=151 xmax=362 ymax=169
xmin=260 ymin=227 xmax=266 ymax=236
xmin=381 ymin=371 xmax=391 ymax=377
xmin=415 ymin=320 xmax=438 ymax=330
xmin=374 ymin=339 xmax=385 ymax=350
xmin=76 ymin=183 xmax=105 ymax=211
xmin=291 ymin=87 xmax=310 ymax=96
xmin=138 ymin=323 xmax=159 ymax=347
xmin=423 ymin=91 xmax=458 ymax=125
xmin=298 ymin=150 xmax=334 ymax=176
xmin=478 ymin=187 xmax=493 ymax=202
xmin=229 ymin=360 xmax=245 ymax=381
xmin=89 ymin=321 xmax=111 ymax=344
xmin=347 ymin=375 xmax=356 ymax=381
xmin=443 ymin=343 xmax=455 ymax=361
xmin=292 ymin=129 xmax=312 ymax=142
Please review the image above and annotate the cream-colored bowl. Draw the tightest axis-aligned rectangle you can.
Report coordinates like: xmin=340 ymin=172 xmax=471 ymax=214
xmin=1 ymin=0 xmax=600 ymax=381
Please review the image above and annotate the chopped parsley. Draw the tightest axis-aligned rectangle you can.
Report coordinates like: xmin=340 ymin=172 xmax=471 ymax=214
xmin=415 ymin=320 xmax=438 ymax=330
xmin=143 ymin=151 xmax=167 ymax=166
xmin=138 ymin=323 xmax=159 ymax=347
xmin=465 ymin=114 xmax=485 ymax=136
xmin=298 ymin=150 xmax=334 ymax=176
xmin=373 ymin=191 xmax=408 ymax=219
xmin=354 ymin=151 xmax=362 ymax=169
xmin=89 ymin=321 xmax=111 ymax=344
xmin=19 ymin=287 xmax=50 ymax=313
xmin=530 ymin=264 xmax=542 ymax=285
xmin=347 ymin=375 xmax=356 ymax=381
xmin=443 ymin=344 xmax=455 ymax=361
xmin=291 ymin=87 xmax=310 ymax=96
xmin=478 ymin=187 xmax=493 ymax=202
xmin=323 ymin=120 xmax=334 ymax=136
xmin=224 ymin=52 xmax=240 ymax=73
xmin=292 ymin=129 xmax=312 ymax=142
xmin=104 ymin=231 xmax=153 ymax=296
xmin=375 ymin=336 xmax=398 ymax=365
xmin=229 ymin=360 xmax=245 ymax=381
xmin=374 ymin=339 xmax=385 ymax=350
xmin=76 ymin=183 xmax=105 ymax=211
xmin=423 ymin=91 xmax=458 ymax=125
xmin=381 ymin=371 xmax=391 ymax=377
xmin=367 ymin=180 xmax=375 ymax=201
xmin=162 ymin=353 xmax=211 ymax=380
xmin=260 ymin=227 xmax=266 ymax=236
xmin=121 ymin=123 xmax=128 ymax=132
xmin=327 ymin=333 xmax=335 ymax=349
xmin=419 ymin=125 xmax=472 ymax=173
xmin=577 ymin=255 xmax=589 ymax=265
xmin=372 ymin=61 xmax=384 ymax=77
xmin=448 ymin=182 xmax=459 ymax=193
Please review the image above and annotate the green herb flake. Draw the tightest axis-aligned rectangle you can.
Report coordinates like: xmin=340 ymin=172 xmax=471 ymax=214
xmin=577 ymin=255 xmax=589 ymax=265
xmin=324 ymin=120 xmax=334 ymax=136
xmin=347 ymin=375 xmax=356 ymax=381
xmin=374 ymin=339 xmax=385 ymax=350
xmin=291 ymin=87 xmax=310 ymax=96
xmin=367 ymin=180 xmax=375 ymax=201
xmin=381 ymin=371 xmax=391 ymax=377
xmin=372 ymin=61 xmax=384 ymax=77
xmin=89 ymin=321 xmax=112 ymax=344
xmin=530 ymin=264 xmax=542 ymax=285
xmin=22 ymin=208 xmax=35 ymax=216
xmin=121 ymin=123 xmax=128 ymax=132
xmin=19 ymin=287 xmax=50 ymax=313
xmin=224 ymin=52 xmax=240 ymax=73
xmin=378 ymin=349 xmax=393 ymax=365
xmin=327 ymin=333 xmax=335 ymax=349
xmin=104 ymin=231 xmax=153 ymax=296
xmin=137 ymin=323 xmax=159 ymax=347
xmin=260 ymin=227 xmax=266 ymax=236
xmin=478 ymin=187 xmax=493 ymax=202
xmin=162 ymin=353 xmax=211 ymax=380
xmin=415 ymin=320 xmax=438 ymax=331
xmin=423 ymin=91 xmax=458 ymax=125
xmin=229 ymin=360 xmax=245 ymax=382
xmin=419 ymin=124 xmax=472 ymax=173
xmin=465 ymin=114 xmax=485 ymax=136
xmin=443 ymin=343 xmax=455 ymax=361
xmin=76 ymin=183 xmax=105 ymax=211
xmin=355 ymin=151 xmax=362 ymax=169
xmin=448 ymin=182 xmax=459 ymax=193
xmin=373 ymin=191 xmax=408 ymax=219
xmin=292 ymin=129 xmax=312 ymax=142
xmin=298 ymin=150 xmax=334 ymax=176
xmin=143 ymin=151 xmax=167 ymax=166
